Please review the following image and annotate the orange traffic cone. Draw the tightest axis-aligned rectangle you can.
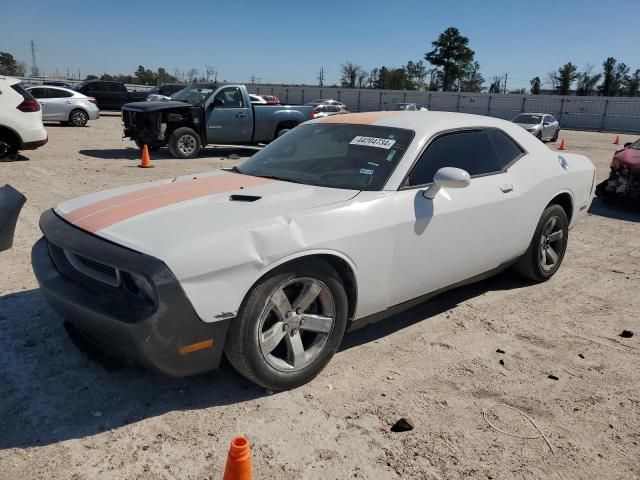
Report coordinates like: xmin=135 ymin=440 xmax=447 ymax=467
xmin=613 ymin=135 xmax=620 ymax=145
xmin=558 ymin=139 xmax=566 ymax=151
xmin=223 ymin=436 xmax=252 ymax=480
xmin=138 ymin=144 xmax=153 ymax=168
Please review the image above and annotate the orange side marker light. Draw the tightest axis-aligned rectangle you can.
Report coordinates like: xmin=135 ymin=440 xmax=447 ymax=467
xmin=178 ymin=339 xmax=213 ymax=355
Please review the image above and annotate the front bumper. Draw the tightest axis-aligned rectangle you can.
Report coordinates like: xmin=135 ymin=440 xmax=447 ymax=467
xmin=31 ymin=209 xmax=231 ymax=377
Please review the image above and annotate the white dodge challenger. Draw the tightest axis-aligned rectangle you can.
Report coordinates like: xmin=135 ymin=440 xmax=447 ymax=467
xmin=32 ymin=111 xmax=596 ymax=389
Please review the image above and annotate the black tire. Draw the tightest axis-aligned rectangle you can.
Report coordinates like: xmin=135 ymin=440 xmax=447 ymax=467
xmin=514 ymin=204 xmax=569 ymax=282
xmin=135 ymin=139 xmax=162 ymax=152
xmin=551 ymin=128 xmax=560 ymax=142
xmin=0 ymin=133 xmax=18 ymax=161
xmin=69 ymin=109 xmax=89 ymax=127
xmin=225 ymin=258 xmax=349 ymax=390
xmin=168 ymin=127 xmax=201 ymax=159
xmin=536 ymin=131 xmax=543 ymax=142
xmin=275 ymin=128 xmax=291 ymax=139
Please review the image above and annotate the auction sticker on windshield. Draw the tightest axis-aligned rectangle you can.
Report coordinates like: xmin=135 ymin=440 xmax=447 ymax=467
xmin=350 ymin=136 xmax=396 ymax=149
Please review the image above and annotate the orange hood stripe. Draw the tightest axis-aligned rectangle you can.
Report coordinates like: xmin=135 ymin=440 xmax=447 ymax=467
xmin=318 ymin=111 xmax=404 ymax=124
xmin=60 ymin=173 xmax=273 ymax=233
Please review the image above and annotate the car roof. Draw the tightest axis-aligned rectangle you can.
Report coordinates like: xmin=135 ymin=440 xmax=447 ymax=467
xmin=0 ymin=76 xmax=20 ymax=86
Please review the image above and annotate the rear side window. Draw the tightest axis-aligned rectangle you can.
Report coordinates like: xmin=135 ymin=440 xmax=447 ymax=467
xmin=46 ymin=88 xmax=73 ymax=98
xmin=107 ymin=83 xmax=124 ymax=92
xmin=28 ymin=87 xmax=47 ymax=99
xmin=486 ymin=130 xmax=524 ymax=169
xmin=407 ymin=130 xmax=501 ymax=186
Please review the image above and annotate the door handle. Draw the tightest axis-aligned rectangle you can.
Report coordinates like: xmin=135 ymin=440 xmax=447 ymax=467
xmin=235 ymin=113 xmax=246 ymax=118
xmin=500 ymin=184 xmax=514 ymax=193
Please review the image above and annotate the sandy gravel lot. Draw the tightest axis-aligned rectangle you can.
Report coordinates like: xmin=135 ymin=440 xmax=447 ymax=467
xmin=1 ymin=115 xmax=639 ymax=479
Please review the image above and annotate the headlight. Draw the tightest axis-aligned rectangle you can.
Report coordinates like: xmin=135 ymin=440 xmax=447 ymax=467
xmin=126 ymin=272 xmax=156 ymax=306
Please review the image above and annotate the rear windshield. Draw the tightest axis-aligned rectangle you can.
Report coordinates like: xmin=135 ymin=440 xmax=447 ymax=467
xmin=513 ymin=114 xmax=542 ymax=124
xmin=236 ymin=123 xmax=414 ymax=191
xmin=11 ymin=84 xmax=36 ymax=101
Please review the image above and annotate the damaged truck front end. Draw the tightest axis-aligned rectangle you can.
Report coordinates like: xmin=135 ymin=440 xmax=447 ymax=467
xmin=122 ymin=101 xmax=204 ymax=150
xmin=596 ymin=141 xmax=640 ymax=208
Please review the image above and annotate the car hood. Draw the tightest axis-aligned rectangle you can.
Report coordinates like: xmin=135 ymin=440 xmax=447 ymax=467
xmin=612 ymin=147 xmax=640 ymax=169
xmin=122 ymin=100 xmax=193 ymax=112
xmin=54 ymin=171 xmax=359 ymax=258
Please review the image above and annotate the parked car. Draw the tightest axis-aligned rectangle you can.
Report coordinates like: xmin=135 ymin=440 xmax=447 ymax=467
xmin=312 ymin=104 xmax=349 ymax=118
xmin=0 ymin=76 xmax=47 ymax=160
xmin=307 ymin=98 xmax=347 ymax=108
xmin=32 ymin=111 xmax=595 ymax=389
xmin=26 ymin=86 xmax=100 ymax=127
xmin=384 ymin=103 xmax=428 ymax=111
xmin=259 ymin=95 xmax=280 ymax=105
xmin=121 ymin=84 xmax=314 ymax=157
xmin=595 ymin=137 xmax=640 ymax=207
xmin=249 ymin=94 xmax=268 ymax=104
xmin=43 ymin=80 xmax=73 ymax=88
xmin=73 ymin=80 xmax=148 ymax=110
xmin=512 ymin=113 xmax=560 ymax=142
xmin=146 ymin=83 xmax=187 ymax=102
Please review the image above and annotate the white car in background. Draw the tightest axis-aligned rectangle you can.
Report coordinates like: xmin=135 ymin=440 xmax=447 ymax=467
xmin=26 ymin=86 xmax=100 ymax=127
xmin=32 ymin=111 xmax=595 ymax=390
xmin=0 ymin=76 xmax=47 ymax=160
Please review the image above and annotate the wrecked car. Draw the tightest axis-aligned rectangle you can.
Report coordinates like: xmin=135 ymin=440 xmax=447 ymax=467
xmin=595 ymin=138 xmax=640 ymax=207
xmin=121 ymin=84 xmax=314 ymax=158
xmin=32 ymin=111 xmax=595 ymax=390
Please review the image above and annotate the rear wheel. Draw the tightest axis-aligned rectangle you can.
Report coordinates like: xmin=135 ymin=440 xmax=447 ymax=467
xmin=536 ymin=131 xmax=543 ymax=141
xmin=0 ymin=133 xmax=18 ymax=161
xmin=275 ymin=128 xmax=291 ymax=139
xmin=551 ymin=128 xmax=560 ymax=142
xmin=225 ymin=259 xmax=348 ymax=390
xmin=69 ymin=109 xmax=89 ymax=127
xmin=168 ymin=127 xmax=201 ymax=159
xmin=514 ymin=204 xmax=568 ymax=282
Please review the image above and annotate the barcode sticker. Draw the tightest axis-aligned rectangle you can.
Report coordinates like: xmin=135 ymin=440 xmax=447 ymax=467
xmin=350 ymin=136 xmax=396 ymax=149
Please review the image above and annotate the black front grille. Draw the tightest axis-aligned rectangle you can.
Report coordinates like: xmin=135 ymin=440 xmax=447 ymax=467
xmin=76 ymin=255 xmax=118 ymax=280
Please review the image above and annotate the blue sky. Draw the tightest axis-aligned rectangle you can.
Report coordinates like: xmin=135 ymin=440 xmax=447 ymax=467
xmin=1 ymin=0 xmax=638 ymax=89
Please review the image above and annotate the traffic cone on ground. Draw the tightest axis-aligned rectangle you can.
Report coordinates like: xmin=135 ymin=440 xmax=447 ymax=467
xmin=138 ymin=144 xmax=153 ymax=168
xmin=613 ymin=135 xmax=620 ymax=145
xmin=558 ymin=139 xmax=566 ymax=150
xmin=223 ymin=436 xmax=252 ymax=480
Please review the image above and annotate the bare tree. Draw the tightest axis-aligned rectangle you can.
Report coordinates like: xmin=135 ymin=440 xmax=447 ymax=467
xmin=205 ymin=65 xmax=216 ymax=82
xmin=186 ymin=68 xmax=199 ymax=83
xmin=340 ymin=62 xmax=363 ymax=88
xmin=545 ymin=71 xmax=558 ymax=92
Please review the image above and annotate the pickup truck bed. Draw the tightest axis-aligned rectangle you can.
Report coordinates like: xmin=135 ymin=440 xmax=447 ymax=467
xmin=122 ymin=84 xmax=313 ymax=158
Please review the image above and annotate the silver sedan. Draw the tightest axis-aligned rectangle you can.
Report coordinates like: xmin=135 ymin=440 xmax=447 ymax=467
xmin=26 ymin=86 xmax=100 ymax=127
xmin=512 ymin=113 xmax=560 ymax=142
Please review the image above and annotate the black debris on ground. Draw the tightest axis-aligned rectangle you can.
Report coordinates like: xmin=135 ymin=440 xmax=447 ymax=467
xmin=390 ymin=417 xmax=415 ymax=432
xmin=620 ymin=330 xmax=634 ymax=338
xmin=496 ymin=348 xmax=506 ymax=354
xmin=548 ymin=374 xmax=559 ymax=381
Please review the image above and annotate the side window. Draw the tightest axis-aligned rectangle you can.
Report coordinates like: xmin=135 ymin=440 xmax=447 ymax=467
xmin=29 ymin=88 xmax=46 ymax=99
xmin=547 ymin=115 xmax=556 ymax=123
xmin=47 ymin=88 xmax=72 ymax=98
xmin=214 ymin=87 xmax=243 ymax=108
xmin=486 ymin=130 xmax=524 ymax=170
xmin=407 ymin=130 xmax=501 ymax=186
xmin=107 ymin=83 xmax=124 ymax=92
xmin=87 ymin=82 xmax=102 ymax=92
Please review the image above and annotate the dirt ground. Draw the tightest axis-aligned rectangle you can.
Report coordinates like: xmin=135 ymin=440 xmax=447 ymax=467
xmin=1 ymin=114 xmax=639 ymax=480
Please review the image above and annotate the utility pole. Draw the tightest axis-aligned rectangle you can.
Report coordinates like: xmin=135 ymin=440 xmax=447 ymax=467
xmin=30 ymin=40 xmax=39 ymax=77
xmin=318 ymin=67 xmax=324 ymax=87
xmin=503 ymin=73 xmax=508 ymax=93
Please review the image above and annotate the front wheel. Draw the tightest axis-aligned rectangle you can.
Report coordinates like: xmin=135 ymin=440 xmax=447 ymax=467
xmin=225 ymin=259 xmax=348 ymax=390
xmin=514 ymin=204 xmax=569 ymax=282
xmin=168 ymin=127 xmax=201 ymax=159
xmin=0 ymin=134 xmax=18 ymax=161
xmin=551 ymin=128 xmax=560 ymax=142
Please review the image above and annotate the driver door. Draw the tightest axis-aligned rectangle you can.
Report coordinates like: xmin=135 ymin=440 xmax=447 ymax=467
xmin=205 ymin=86 xmax=252 ymax=143
xmin=389 ymin=129 xmax=525 ymax=306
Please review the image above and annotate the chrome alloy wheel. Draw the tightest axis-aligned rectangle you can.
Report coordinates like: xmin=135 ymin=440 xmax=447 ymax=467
xmin=258 ymin=277 xmax=336 ymax=371
xmin=71 ymin=110 xmax=88 ymax=126
xmin=177 ymin=134 xmax=198 ymax=156
xmin=539 ymin=216 xmax=564 ymax=272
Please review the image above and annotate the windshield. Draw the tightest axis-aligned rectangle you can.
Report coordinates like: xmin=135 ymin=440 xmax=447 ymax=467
xmin=514 ymin=114 xmax=542 ymax=124
xmin=171 ymin=84 xmax=216 ymax=106
xmin=630 ymin=138 xmax=640 ymax=150
xmin=73 ymin=81 xmax=88 ymax=91
xmin=236 ymin=123 xmax=414 ymax=191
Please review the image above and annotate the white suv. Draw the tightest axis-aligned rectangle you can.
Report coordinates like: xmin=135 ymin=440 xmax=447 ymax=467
xmin=0 ymin=76 xmax=48 ymax=160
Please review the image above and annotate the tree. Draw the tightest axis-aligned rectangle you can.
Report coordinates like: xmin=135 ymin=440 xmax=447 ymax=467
xmin=489 ymin=76 xmax=502 ymax=93
xmin=575 ymin=65 xmax=602 ymax=96
xmin=624 ymin=69 xmax=640 ymax=97
xmin=340 ymin=62 xmax=362 ymax=88
xmin=0 ymin=52 xmax=19 ymax=75
xmin=530 ymin=76 xmax=541 ymax=94
xmin=545 ymin=71 xmax=558 ymax=92
xmin=186 ymin=68 xmax=199 ymax=83
xmin=599 ymin=57 xmax=629 ymax=97
xmin=85 ymin=74 xmax=98 ymax=80
xmin=459 ymin=61 xmax=484 ymax=92
xmin=424 ymin=27 xmax=475 ymax=91
xmin=357 ymin=70 xmax=369 ymax=89
xmin=555 ymin=62 xmax=579 ymax=95
xmin=404 ymin=60 xmax=428 ymax=90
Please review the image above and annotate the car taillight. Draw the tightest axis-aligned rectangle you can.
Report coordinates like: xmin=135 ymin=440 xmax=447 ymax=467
xmin=16 ymin=99 xmax=40 ymax=112
xmin=88 ymin=97 xmax=97 ymax=105
xmin=310 ymin=109 xmax=315 ymax=119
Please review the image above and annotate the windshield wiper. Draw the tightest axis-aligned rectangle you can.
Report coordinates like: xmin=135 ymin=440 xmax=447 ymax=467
xmin=252 ymin=174 xmax=309 ymax=185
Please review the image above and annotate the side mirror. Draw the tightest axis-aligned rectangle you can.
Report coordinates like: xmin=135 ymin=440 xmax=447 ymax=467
xmin=543 ymin=122 xmax=550 ymax=126
xmin=623 ymin=142 xmax=632 ymax=149
xmin=423 ymin=167 xmax=471 ymax=199
xmin=213 ymin=98 xmax=224 ymax=107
